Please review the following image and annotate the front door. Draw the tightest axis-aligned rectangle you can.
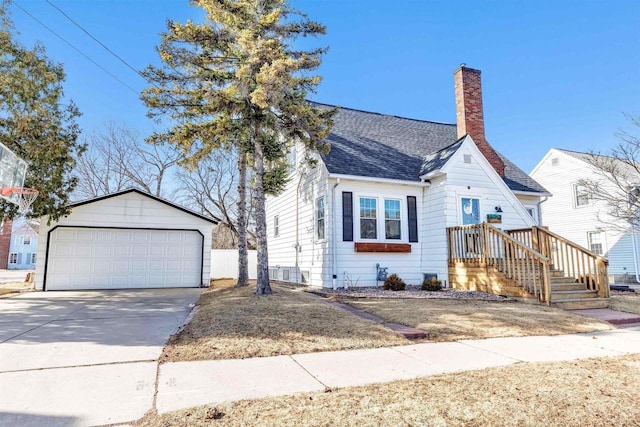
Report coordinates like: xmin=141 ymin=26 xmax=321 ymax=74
xmin=461 ymin=197 xmax=480 ymax=225
xmin=460 ymin=197 xmax=481 ymax=257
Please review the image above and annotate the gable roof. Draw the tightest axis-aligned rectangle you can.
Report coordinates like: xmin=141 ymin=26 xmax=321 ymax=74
xmin=68 ymin=188 xmax=219 ymax=224
xmin=314 ymin=102 xmax=548 ymax=194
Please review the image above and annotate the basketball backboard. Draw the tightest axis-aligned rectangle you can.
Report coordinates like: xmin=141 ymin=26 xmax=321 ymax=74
xmin=0 ymin=142 xmax=27 ymax=206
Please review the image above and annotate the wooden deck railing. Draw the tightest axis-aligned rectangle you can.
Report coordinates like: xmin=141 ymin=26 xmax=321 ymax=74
xmin=448 ymin=223 xmax=552 ymax=303
xmin=507 ymin=227 xmax=610 ymax=299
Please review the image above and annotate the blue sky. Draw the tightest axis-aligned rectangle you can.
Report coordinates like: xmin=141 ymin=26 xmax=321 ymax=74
xmin=9 ymin=0 xmax=640 ymax=173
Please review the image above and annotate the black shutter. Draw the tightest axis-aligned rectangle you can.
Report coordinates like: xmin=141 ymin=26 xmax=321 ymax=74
xmin=407 ymin=196 xmax=418 ymax=242
xmin=342 ymin=192 xmax=353 ymax=241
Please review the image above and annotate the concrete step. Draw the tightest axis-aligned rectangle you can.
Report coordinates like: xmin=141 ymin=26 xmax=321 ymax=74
xmin=551 ymin=290 xmax=599 ymax=300
xmin=552 ymin=298 xmax=610 ymax=310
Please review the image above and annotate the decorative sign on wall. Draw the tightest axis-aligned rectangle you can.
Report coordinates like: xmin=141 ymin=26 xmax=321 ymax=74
xmin=487 ymin=213 xmax=502 ymax=224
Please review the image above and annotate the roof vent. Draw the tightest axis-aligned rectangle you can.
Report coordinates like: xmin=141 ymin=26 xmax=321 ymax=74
xmin=551 ymin=158 xmax=559 ymax=166
xmin=464 ymin=154 xmax=472 ymax=164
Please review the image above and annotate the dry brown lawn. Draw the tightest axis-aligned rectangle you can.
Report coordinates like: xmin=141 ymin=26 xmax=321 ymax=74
xmin=136 ymin=354 xmax=640 ymax=427
xmin=0 ymin=281 xmax=33 ymax=299
xmin=161 ymin=280 xmax=408 ymax=362
xmin=342 ymin=298 xmax=614 ymax=341
xmin=610 ymin=292 xmax=640 ymax=315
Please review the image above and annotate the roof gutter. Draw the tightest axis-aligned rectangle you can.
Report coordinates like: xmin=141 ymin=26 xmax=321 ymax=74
xmin=511 ymin=189 xmax=553 ymax=197
xmin=328 ymin=173 xmax=431 ymax=187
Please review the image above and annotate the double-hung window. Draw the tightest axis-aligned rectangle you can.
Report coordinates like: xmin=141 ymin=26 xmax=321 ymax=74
xmin=273 ymin=215 xmax=280 ymax=237
xmin=359 ymin=197 xmax=403 ymax=241
xmin=574 ymin=184 xmax=589 ymax=207
xmin=359 ymin=197 xmax=377 ymax=239
xmin=316 ymin=197 xmax=325 ymax=240
xmin=587 ymin=231 xmax=604 ymax=255
xmin=384 ymin=199 xmax=401 ymax=240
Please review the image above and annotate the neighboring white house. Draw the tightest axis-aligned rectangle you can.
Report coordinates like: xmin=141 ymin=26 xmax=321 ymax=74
xmin=531 ymin=148 xmax=640 ymax=283
xmin=35 ymin=188 xmax=217 ymax=291
xmin=266 ymin=66 xmax=550 ymax=288
xmin=7 ymin=217 xmax=38 ymax=270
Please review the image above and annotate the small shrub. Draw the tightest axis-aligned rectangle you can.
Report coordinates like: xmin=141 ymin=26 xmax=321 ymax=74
xmin=383 ymin=273 xmax=406 ymax=291
xmin=422 ymin=277 xmax=442 ymax=291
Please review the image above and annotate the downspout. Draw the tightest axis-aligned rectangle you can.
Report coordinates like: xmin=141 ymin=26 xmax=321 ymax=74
xmin=331 ymin=178 xmax=340 ymax=289
xmin=536 ymin=196 xmax=548 ymax=226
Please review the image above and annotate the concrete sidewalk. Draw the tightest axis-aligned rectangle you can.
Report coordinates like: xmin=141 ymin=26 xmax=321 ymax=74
xmin=155 ymin=326 xmax=640 ymax=414
xmin=2 ymin=321 xmax=638 ymax=426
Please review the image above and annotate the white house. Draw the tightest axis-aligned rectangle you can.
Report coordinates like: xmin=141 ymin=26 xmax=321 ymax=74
xmin=531 ymin=148 xmax=640 ymax=284
xmin=266 ymin=66 xmax=550 ymax=288
xmin=35 ymin=188 xmax=217 ymax=291
xmin=7 ymin=217 xmax=38 ymax=270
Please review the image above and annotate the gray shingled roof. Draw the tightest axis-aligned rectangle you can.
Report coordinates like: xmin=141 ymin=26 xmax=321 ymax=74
xmin=315 ymin=102 xmax=548 ymax=194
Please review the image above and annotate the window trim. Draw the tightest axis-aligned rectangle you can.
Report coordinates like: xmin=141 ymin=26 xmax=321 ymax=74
xmin=355 ymin=195 xmax=408 ymax=243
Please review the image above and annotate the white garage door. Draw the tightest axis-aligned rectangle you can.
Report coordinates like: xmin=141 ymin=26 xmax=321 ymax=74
xmin=46 ymin=227 xmax=202 ymax=290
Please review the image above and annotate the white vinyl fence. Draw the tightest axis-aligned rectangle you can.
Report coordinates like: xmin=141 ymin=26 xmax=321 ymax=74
xmin=210 ymin=249 xmax=258 ymax=279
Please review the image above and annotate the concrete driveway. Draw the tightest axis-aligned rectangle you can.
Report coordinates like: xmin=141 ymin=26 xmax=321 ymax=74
xmin=0 ymin=288 xmax=203 ymax=427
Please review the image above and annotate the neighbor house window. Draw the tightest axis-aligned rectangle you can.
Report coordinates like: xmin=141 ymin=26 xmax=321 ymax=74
xmin=574 ymin=184 xmax=589 ymax=207
xmin=316 ymin=197 xmax=325 ymax=240
xmin=23 ymin=236 xmax=30 ymax=245
xmin=273 ymin=215 xmax=279 ymax=237
xmin=8 ymin=253 xmax=17 ymax=264
xmin=587 ymin=231 xmax=604 ymax=255
xmin=359 ymin=197 xmax=377 ymax=239
xmin=31 ymin=253 xmax=36 ymax=264
xmin=384 ymin=199 xmax=401 ymax=240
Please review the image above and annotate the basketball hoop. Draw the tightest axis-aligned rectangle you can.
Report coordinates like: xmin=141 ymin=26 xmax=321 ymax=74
xmin=0 ymin=187 xmax=39 ymax=214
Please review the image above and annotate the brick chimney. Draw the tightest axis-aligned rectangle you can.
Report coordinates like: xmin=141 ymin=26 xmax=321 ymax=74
xmin=454 ymin=65 xmax=505 ymax=177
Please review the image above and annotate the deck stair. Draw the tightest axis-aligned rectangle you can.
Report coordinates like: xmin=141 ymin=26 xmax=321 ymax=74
xmin=447 ymin=224 xmax=610 ymax=309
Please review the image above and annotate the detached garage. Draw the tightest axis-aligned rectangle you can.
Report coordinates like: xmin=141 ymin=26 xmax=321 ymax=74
xmin=35 ymin=189 xmax=217 ymax=291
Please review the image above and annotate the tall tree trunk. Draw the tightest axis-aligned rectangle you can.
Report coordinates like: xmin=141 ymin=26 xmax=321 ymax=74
xmin=236 ymin=150 xmax=249 ymax=287
xmin=253 ymin=136 xmax=272 ymax=295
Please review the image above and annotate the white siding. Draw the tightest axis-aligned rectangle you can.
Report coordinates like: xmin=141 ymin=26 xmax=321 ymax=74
xmin=531 ymin=149 xmax=637 ymax=276
xmin=35 ymin=191 xmax=213 ymax=290
xmin=332 ymin=179 xmax=425 ymax=287
xmin=266 ymin=138 xmax=541 ymax=288
xmin=423 ymin=141 xmax=537 ymax=285
xmin=266 ymin=146 xmax=329 ymax=287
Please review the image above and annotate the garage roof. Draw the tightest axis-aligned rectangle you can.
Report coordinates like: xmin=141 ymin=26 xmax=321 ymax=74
xmin=69 ymin=188 xmax=219 ymax=224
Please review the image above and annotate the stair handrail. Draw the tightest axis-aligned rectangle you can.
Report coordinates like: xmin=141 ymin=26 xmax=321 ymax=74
xmin=448 ymin=223 xmax=552 ymax=303
xmin=532 ymin=226 xmax=610 ymax=299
